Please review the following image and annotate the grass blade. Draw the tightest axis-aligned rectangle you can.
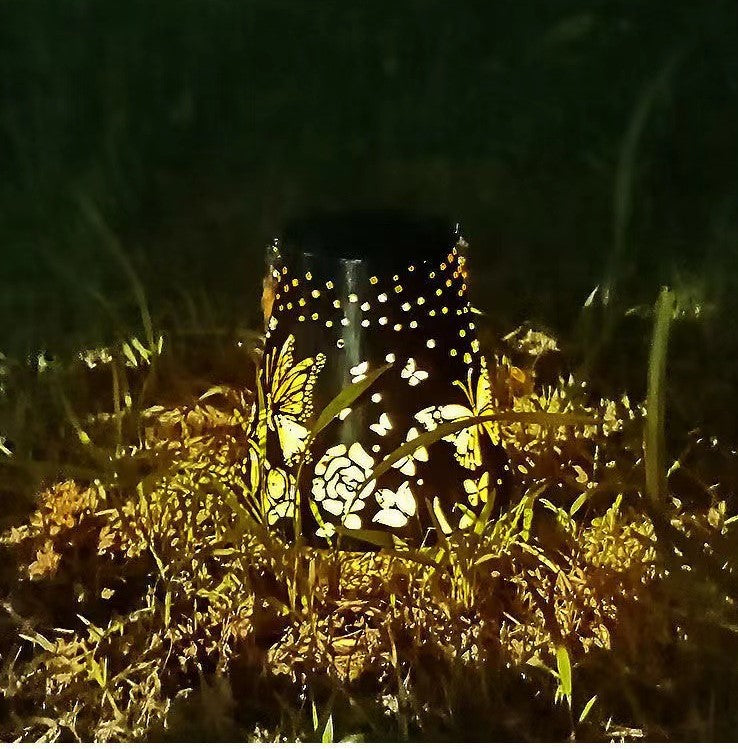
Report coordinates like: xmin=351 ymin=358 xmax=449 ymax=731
xmin=556 ymin=644 xmax=573 ymax=707
xmin=578 ymin=695 xmax=597 ymax=724
xmin=362 ymin=410 xmax=597 ymax=490
xmin=645 ymin=287 xmax=676 ymax=506
xmin=295 ymin=362 xmax=392 ymax=540
xmin=310 ymin=363 xmax=392 ymax=439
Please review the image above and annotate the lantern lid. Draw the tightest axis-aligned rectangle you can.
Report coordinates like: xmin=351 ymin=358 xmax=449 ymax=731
xmin=279 ymin=209 xmax=459 ymax=274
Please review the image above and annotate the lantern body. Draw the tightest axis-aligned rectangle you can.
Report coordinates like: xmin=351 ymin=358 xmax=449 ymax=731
xmin=253 ymin=211 xmax=506 ymax=543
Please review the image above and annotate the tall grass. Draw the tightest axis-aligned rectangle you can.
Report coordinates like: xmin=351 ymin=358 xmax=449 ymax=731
xmin=2 ymin=260 xmax=738 ymax=739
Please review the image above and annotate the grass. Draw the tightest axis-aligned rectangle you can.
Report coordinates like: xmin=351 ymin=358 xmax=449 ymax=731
xmin=1 ymin=3 xmax=737 ymax=738
xmin=1 ymin=272 xmax=738 ymax=741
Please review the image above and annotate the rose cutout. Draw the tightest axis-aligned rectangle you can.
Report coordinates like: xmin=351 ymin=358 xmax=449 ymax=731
xmin=312 ymin=442 xmax=376 ymax=530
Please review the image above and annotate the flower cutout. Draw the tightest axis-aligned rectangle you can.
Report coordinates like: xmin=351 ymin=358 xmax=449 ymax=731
xmin=391 ymin=427 xmax=429 ymax=476
xmin=372 ymin=481 xmax=417 ymax=528
xmin=312 ymin=442 xmax=376 ymax=528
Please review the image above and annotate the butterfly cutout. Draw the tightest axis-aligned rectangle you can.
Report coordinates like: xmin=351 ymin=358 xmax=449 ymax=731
xmin=401 ymin=357 xmax=429 ymax=387
xmin=392 ymin=427 xmax=429 ymax=476
xmin=457 ymin=471 xmax=491 ymax=530
xmin=415 ymin=357 xmax=499 ymax=470
xmin=370 ymin=412 xmax=393 ymax=436
xmin=373 ymin=481 xmax=417 ymax=528
xmin=265 ymin=466 xmax=297 ymax=525
xmin=263 ymin=334 xmax=325 ymax=465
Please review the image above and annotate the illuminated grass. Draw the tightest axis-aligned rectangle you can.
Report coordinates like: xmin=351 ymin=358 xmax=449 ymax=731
xmin=1 ymin=306 xmax=737 ymax=741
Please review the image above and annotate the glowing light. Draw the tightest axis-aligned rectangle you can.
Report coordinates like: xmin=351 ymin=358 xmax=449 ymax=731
xmin=370 ymin=412 xmax=392 ymax=436
xmin=350 ymin=361 xmax=369 ymax=383
xmin=401 ymin=358 xmax=428 ymax=386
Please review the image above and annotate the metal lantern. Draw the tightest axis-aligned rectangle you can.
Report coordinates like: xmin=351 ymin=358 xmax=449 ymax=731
xmin=252 ymin=210 xmax=506 ymax=544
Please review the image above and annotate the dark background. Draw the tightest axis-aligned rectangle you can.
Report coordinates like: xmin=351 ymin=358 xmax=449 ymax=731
xmin=1 ymin=0 xmax=737 ymax=430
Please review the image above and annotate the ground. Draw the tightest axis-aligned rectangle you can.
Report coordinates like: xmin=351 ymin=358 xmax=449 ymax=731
xmin=1 ymin=305 xmax=738 ymax=741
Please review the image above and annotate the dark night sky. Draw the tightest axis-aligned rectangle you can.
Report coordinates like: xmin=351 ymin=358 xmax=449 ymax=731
xmin=0 ymin=0 xmax=736 ymax=361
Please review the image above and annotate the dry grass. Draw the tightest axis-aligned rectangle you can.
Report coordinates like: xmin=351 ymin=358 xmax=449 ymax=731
xmin=1 ymin=319 xmax=737 ymax=741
